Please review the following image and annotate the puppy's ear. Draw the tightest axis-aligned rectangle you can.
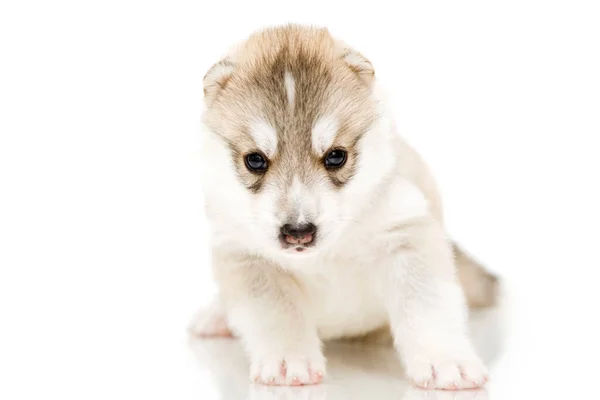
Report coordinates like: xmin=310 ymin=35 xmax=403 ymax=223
xmin=203 ymin=58 xmax=235 ymax=103
xmin=341 ymin=49 xmax=375 ymax=86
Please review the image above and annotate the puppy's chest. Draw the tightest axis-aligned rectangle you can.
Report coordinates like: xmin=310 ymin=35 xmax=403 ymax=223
xmin=334 ymin=223 xmax=400 ymax=265
xmin=296 ymin=258 xmax=389 ymax=340
xmin=296 ymin=229 xmax=406 ymax=339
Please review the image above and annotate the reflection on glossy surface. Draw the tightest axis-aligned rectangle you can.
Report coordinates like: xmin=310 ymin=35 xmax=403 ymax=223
xmin=244 ymin=386 xmax=488 ymax=400
xmin=189 ymin=304 xmax=505 ymax=400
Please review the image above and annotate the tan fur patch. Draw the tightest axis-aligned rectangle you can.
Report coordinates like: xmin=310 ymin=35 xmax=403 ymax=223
xmin=203 ymin=24 xmax=379 ymax=192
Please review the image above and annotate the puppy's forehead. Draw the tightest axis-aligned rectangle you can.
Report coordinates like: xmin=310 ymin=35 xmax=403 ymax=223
xmin=242 ymin=50 xmax=335 ymax=153
xmin=235 ymin=60 xmax=373 ymax=156
xmin=207 ymin=27 xmax=378 ymax=160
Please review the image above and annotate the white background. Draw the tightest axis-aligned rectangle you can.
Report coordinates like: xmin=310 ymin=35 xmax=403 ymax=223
xmin=1 ymin=1 xmax=599 ymax=399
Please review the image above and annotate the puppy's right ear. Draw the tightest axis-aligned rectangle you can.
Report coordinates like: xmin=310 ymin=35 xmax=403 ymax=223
xmin=203 ymin=58 xmax=235 ymax=103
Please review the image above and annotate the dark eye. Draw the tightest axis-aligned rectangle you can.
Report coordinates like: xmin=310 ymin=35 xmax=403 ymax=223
xmin=324 ymin=149 xmax=347 ymax=169
xmin=245 ymin=153 xmax=268 ymax=172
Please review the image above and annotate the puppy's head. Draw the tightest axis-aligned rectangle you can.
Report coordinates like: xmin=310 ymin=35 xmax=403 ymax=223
xmin=201 ymin=25 xmax=396 ymax=258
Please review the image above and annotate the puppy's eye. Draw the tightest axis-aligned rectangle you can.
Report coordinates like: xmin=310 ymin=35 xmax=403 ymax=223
xmin=245 ymin=153 xmax=268 ymax=172
xmin=324 ymin=149 xmax=347 ymax=169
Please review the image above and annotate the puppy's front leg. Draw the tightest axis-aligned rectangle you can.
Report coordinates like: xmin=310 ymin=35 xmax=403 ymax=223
xmin=214 ymin=251 xmax=325 ymax=386
xmin=385 ymin=217 xmax=488 ymax=390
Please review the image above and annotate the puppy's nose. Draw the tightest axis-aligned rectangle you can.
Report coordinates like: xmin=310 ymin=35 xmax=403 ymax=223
xmin=280 ymin=223 xmax=317 ymax=245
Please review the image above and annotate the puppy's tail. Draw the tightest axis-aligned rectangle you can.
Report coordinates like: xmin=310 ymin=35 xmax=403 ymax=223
xmin=453 ymin=242 xmax=500 ymax=308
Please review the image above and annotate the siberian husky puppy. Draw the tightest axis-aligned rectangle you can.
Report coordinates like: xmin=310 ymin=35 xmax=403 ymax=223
xmin=191 ymin=24 xmax=498 ymax=390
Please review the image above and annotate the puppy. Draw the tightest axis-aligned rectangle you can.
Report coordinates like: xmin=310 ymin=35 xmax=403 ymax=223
xmin=191 ymin=24 xmax=498 ymax=390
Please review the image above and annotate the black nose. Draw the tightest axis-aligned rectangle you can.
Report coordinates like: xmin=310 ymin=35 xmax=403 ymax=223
xmin=280 ymin=223 xmax=317 ymax=245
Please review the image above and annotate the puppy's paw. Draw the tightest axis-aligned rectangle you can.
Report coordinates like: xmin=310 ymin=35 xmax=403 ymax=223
xmin=250 ymin=352 xmax=326 ymax=386
xmin=188 ymin=305 xmax=232 ymax=337
xmin=406 ymin=355 xmax=488 ymax=390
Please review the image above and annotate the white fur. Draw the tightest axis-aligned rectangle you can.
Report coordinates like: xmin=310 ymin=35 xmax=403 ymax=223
xmin=289 ymin=176 xmax=313 ymax=225
xmin=203 ymin=61 xmax=235 ymax=96
xmin=343 ymin=51 xmax=372 ymax=73
xmin=204 ymin=62 xmax=234 ymax=83
xmin=188 ymin=299 xmax=232 ymax=337
xmin=284 ymin=71 xmax=295 ymax=108
xmin=195 ymin=81 xmax=487 ymax=389
xmin=311 ymin=115 xmax=338 ymax=155
xmin=249 ymin=118 xmax=278 ymax=158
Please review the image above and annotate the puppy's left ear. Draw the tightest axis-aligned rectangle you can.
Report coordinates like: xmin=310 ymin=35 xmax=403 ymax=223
xmin=341 ymin=49 xmax=375 ymax=86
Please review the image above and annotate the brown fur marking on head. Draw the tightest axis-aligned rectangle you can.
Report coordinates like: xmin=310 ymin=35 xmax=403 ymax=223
xmin=203 ymin=24 xmax=379 ymax=192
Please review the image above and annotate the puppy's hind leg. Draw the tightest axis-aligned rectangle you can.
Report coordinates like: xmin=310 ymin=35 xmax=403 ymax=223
xmin=189 ymin=298 xmax=233 ymax=338
xmin=453 ymin=243 xmax=499 ymax=309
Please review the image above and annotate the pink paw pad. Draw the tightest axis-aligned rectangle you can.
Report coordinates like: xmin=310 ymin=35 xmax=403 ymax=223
xmin=409 ymin=359 xmax=489 ymax=390
xmin=251 ymin=356 xmax=326 ymax=386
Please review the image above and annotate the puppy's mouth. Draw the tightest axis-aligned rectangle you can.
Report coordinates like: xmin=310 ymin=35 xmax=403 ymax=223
xmin=278 ymin=233 xmax=317 ymax=253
